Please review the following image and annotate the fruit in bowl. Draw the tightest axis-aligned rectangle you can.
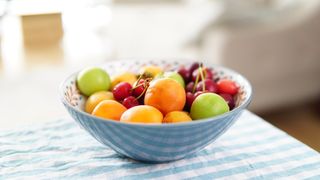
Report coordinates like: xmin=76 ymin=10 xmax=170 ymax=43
xmin=144 ymin=78 xmax=186 ymax=115
xmin=76 ymin=67 xmax=111 ymax=96
xmin=190 ymin=93 xmax=229 ymax=120
xmin=77 ymin=62 xmax=238 ymax=122
xmin=60 ymin=60 xmax=252 ymax=162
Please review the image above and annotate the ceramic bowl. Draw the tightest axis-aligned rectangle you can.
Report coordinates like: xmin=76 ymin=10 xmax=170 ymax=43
xmin=60 ymin=60 xmax=252 ymax=162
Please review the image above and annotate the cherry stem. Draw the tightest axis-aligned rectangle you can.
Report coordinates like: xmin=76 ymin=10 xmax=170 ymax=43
xmin=135 ymin=74 xmax=144 ymax=85
xmin=131 ymin=73 xmax=146 ymax=91
xmin=192 ymin=65 xmax=200 ymax=93
xmin=131 ymin=83 xmax=144 ymax=91
xmin=199 ymin=64 xmax=206 ymax=91
xmin=192 ymin=63 xmax=206 ymax=93
xmin=135 ymin=78 xmax=151 ymax=100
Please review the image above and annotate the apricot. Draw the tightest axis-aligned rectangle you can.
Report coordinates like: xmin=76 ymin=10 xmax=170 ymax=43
xmin=163 ymin=111 xmax=192 ymax=123
xmin=85 ymin=91 xmax=114 ymax=113
xmin=92 ymin=100 xmax=127 ymax=121
xmin=140 ymin=65 xmax=163 ymax=77
xmin=144 ymin=78 xmax=186 ymax=114
xmin=120 ymin=105 xmax=163 ymax=124
xmin=111 ymin=72 xmax=137 ymax=89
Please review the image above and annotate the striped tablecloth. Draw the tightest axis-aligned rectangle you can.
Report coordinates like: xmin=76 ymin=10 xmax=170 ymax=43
xmin=1 ymin=110 xmax=319 ymax=179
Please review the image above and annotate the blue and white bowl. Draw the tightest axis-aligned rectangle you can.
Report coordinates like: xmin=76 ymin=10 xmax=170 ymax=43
xmin=60 ymin=60 xmax=252 ymax=162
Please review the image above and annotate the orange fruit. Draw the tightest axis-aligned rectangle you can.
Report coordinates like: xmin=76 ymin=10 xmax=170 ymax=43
xmin=92 ymin=100 xmax=127 ymax=121
xmin=85 ymin=91 xmax=114 ymax=113
xmin=144 ymin=78 xmax=186 ymax=115
xmin=163 ymin=111 xmax=192 ymax=123
xmin=120 ymin=105 xmax=163 ymax=124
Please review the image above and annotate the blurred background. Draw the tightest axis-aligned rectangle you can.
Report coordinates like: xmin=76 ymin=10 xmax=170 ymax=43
xmin=0 ymin=0 xmax=319 ymax=151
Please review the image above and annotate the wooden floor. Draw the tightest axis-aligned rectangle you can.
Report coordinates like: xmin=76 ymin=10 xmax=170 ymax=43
xmin=258 ymin=100 xmax=320 ymax=152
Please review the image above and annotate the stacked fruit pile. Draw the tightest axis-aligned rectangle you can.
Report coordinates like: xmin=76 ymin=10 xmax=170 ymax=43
xmin=76 ymin=62 xmax=239 ymax=124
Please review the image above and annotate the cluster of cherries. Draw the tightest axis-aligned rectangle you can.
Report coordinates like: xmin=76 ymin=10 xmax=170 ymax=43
xmin=112 ymin=76 xmax=151 ymax=109
xmin=177 ymin=63 xmax=238 ymax=111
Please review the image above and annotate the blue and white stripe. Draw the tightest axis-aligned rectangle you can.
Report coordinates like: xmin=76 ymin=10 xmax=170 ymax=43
xmin=1 ymin=110 xmax=319 ymax=179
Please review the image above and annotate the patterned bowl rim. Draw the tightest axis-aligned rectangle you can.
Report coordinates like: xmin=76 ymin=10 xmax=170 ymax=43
xmin=59 ymin=59 xmax=253 ymax=127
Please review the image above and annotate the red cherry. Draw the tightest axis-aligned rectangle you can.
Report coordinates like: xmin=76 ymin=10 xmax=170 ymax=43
xmin=217 ymin=80 xmax=239 ymax=95
xmin=196 ymin=79 xmax=218 ymax=93
xmin=185 ymin=91 xmax=206 ymax=110
xmin=132 ymin=85 xmax=144 ymax=97
xmin=186 ymin=92 xmax=196 ymax=109
xmin=219 ymin=93 xmax=235 ymax=110
xmin=112 ymin=82 xmax=132 ymax=101
xmin=122 ymin=96 xmax=139 ymax=109
xmin=188 ymin=62 xmax=200 ymax=74
xmin=206 ymin=68 xmax=214 ymax=79
xmin=186 ymin=82 xmax=195 ymax=92
xmin=177 ymin=67 xmax=190 ymax=83
xmin=191 ymin=68 xmax=214 ymax=82
xmin=132 ymin=79 xmax=145 ymax=97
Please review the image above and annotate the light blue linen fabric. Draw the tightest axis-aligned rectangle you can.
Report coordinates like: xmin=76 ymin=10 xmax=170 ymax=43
xmin=1 ymin=110 xmax=319 ymax=179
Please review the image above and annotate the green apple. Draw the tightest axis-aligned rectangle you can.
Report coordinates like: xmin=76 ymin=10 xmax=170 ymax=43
xmin=77 ymin=67 xmax=111 ymax=96
xmin=157 ymin=71 xmax=185 ymax=88
xmin=190 ymin=93 xmax=229 ymax=120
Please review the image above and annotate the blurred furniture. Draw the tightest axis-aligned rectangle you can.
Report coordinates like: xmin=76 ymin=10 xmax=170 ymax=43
xmin=198 ymin=1 xmax=320 ymax=112
xmin=21 ymin=13 xmax=63 ymax=47
xmin=20 ymin=12 xmax=64 ymax=66
xmin=2 ymin=0 xmax=63 ymax=47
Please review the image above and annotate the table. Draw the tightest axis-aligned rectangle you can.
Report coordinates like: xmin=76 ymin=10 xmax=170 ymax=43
xmin=1 ymin=110 xmax=319 ymax=179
